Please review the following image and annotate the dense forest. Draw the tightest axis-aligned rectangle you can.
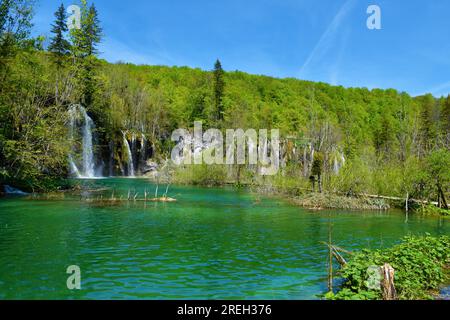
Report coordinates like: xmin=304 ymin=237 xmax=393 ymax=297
xmin=0 ymin=1 xmax=449 ymax=210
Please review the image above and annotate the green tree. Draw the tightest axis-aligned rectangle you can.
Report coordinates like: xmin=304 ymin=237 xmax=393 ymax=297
xmin=213 ymin=59 xmax=225 ymax=121
xmin=425 ymin=149 xmax=450 ymax=209
xmin=49 ymin=4 xmax=70 ymax=66
xmin=374 ymin=113 xmax=395 ymax=158
xmin=0 ymin=0 xmax=34 ymax=69
xmin=442 ymin=95 xmax=450 ymax=147
xmin=418 ymin=94 xmax=438 ymax=153
xmin=70 ymin=0 xmax=102 ymax=107
xmin=311 ymin=151 xmax=324 ymax=193
xmin=71 ymin=0 xmax=102 ymax=58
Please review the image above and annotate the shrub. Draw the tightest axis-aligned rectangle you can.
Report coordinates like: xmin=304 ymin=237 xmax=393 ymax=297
xmin=329 ymin=235 xmax=450 ymax=300
xmin=174 ymin=163 xmax=227 ymax=186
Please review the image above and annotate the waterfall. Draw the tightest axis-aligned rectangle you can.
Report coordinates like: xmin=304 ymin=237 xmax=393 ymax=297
xmin=109 ymin=141 xmax=114 ymax=177
xmin=140 ymin=134 xmax=147 ymax=174
xmin=122 ymin=131 xmax=135 ymax=177
xmin=333 ymin=151 xmax=346 ymax=174
xmin=333 ymin=156 xmax=340 ymax=174
xmin=69 ymin=155 xmax=81 ymax=177
xmin=82 ymin=113 xmax=95 ymax=177
xmin=68 ymin=105 xmax=98 ymax=178
xmin=131 ymin=133 xmax=137 ymax=172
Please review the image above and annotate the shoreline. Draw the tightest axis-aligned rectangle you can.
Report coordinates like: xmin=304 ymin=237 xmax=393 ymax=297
xmin=2 ymin=178 xmax=449 ymax=216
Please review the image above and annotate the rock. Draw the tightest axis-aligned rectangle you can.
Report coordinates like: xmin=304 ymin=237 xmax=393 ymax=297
xmin=142 ymin=160 xmax=158 ymax=174
xmin=4 ymin=185 xmax=28 ymax=196
xmin=438 ymin=286 xmax=450 ymax=300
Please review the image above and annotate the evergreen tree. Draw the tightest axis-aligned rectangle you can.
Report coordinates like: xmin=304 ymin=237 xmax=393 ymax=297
xmin=71 ymin=0 xmax=102 ymax=59
xmin=48 ymin=4 xmax=70 ymax=66
xmin=375 ymin=113 xmax=395 ymax=158
xmin=441 ymin=95 xmax=450 ymax=147
xmin=311 ymin=152 xmax=324 ymax=193
xmin=70 ymin=0 xmax=102 ymax=107
xmin=418 ymin=94 xmax=437 ymax=153
xmin=213 ymin=59 xmax=225 ymax=121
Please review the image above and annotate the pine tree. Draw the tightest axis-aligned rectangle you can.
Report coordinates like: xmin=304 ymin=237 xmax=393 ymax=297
xmin=442 ymin=95 xmax=450 ymax=147
xmin=419 ymin=94 xmax=437 ymax=153
xmin=213 ymin=59 xmax=225 ymax=121
xmin=49 ymin=4 xmax=70 ymax=67
xmin=71 ymin=0 xmax=102 ymax=59
xmin=70 ymin=0 xmax=102 ymax=107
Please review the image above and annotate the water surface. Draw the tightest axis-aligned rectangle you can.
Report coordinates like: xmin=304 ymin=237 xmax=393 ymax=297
xmin=0 ymin=178 xmax=448 ymax=299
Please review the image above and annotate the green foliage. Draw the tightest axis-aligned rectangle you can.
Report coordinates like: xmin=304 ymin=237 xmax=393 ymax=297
xmin=70 ymin=0 xmax=102 ymax=107
xmin=48 ymin=3 xmax=70 ymax=65
xmin=174 ymin=163 xmax=227 ymax=187
xmin=311 ymin=152 xmax=324 ymax=177
xmin=331 ymin=235 xmax=450 ymax=300
xmin=0 ymin=0 xmax=34 ymax=63
xmin=329 ymin=157 xmax=372 ymax=195
xmin=419 ymin=205 xmax=450 ymax=217
xmin=213 ymin=59 xmax=225 ymax=122
xmin=325 ymin=288 xmax=379 ymax=300
xmin=425 ymin=149 xmax=450 ymax=187
xmin=0 ymin=0 xmax=448 ymax=198
xmin=70 ymin=0 xmax=102 ymax=58
xmin=442 ymin=95 xmax=450 ymax=139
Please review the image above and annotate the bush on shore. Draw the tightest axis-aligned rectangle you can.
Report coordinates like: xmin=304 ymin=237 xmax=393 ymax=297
xmin=292 ymin=193 xmax=389 ymax=210
xmin=327 ymin=235 xmax=450 ymax=300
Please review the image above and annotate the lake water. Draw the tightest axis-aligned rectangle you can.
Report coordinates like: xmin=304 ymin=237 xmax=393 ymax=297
xmin=0 ymin=178 xmax=448 ymax=299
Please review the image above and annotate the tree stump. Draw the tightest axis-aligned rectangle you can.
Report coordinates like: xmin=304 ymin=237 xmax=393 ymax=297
xmin=380 ymin=263 xmax=397 ymax=300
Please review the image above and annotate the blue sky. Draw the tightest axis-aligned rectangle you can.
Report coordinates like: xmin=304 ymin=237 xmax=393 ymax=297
xmin=33 ymin=0 xmax=450 ymax=97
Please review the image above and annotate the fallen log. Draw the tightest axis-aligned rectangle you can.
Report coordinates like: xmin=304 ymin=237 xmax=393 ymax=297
xmin=361 ymin=193 xmax=438 ymax=206
xmin=150 ymin=196 xmax=177 ymax=203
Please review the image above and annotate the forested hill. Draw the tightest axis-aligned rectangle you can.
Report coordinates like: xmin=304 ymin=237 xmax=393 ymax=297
xmin=0 ymin=1 xmax=449 ymax=207
xmin=101 ymin=61 xmax=449 ymax=157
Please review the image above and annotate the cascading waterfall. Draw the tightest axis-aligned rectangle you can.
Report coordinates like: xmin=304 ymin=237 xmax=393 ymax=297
xmin=131 ymin=133 xmax=138 ymax=172
xmin=68 ymin=105 xmax=98 ymax=178
xmin=140 ymin=133 xmax=147 ymax=174
xmin=122 ymin=131 xmax=135 ymax=177
xmin=109 ymin=141 xmax=114 ymax=177
xmin=69 ymin=155 xmax=81 ymax=177
xmin=333 ymin=152 xmax=346 ymax=174
xmin=333 ymin=156 xmax=340 ymax=174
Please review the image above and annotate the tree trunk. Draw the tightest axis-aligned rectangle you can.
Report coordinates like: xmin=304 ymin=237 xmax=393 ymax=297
xmin=310 ymin=177 xmax=315 ymax=193
xmin=318 ymin=174 xmax=322 ymax=193
xmin=381 ymin=264 xmax=397 ymax=300
xmin=236 ymin=164 xmax=241 ymax=186
xmin=438 ymin=185 xmax=448 ymax=210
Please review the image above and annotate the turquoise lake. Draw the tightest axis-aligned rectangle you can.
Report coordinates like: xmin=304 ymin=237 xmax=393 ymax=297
xmin=0 ymin=178 xmax=448 ymax=299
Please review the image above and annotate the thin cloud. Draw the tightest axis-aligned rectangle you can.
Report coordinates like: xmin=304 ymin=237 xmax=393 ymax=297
xmin=424 ymin=81 xmax=450 ymax=97
xmin=99 ymin=35 xmax=180 ymax=66
xmin=329 ymin=27 xmax=350 ymax=85
xmin=299 ymin=0 xmax=356 ymax=80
